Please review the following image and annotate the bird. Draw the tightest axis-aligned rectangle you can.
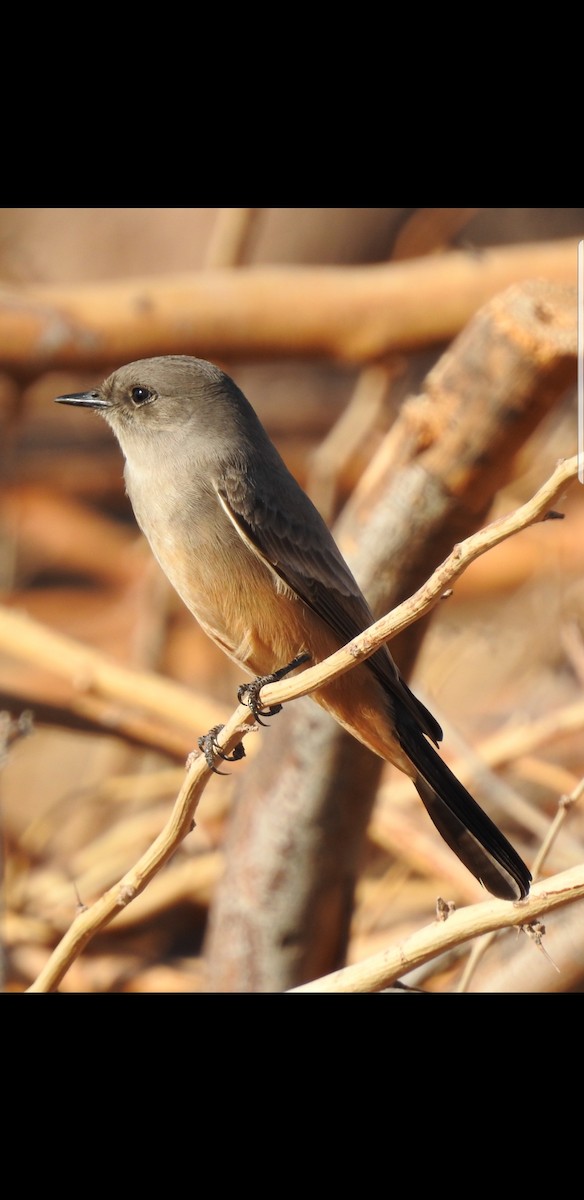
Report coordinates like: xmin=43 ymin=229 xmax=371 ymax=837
xmin=55 ymin=355 xmax=531 ymax=901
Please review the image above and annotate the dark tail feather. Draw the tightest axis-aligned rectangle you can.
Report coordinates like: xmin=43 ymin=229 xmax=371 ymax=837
xmin=398 ymin=723 xmax=531 ymax=901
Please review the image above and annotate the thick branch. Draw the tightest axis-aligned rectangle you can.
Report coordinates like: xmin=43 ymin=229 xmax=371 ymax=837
xmin=0 ymin=239 xmax=577 ymax=373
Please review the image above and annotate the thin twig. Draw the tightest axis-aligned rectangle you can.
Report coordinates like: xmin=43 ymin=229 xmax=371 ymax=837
xmin=456 ymin=774 xmax=584 ymax=992
xmin=26 ymin=707 xmax=254 ymax=992
xmin=531 ymin=776 xmax=584 ymax=882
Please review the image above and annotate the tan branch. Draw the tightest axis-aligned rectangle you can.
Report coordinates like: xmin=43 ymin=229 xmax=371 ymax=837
xmin=455 ymin=774 xmax=584 ymax=992
xmin=287 ymin=865 xmax=584 ymax=992
xmin=531 ymin=776 xmax=584 ymax=882
xmin=26 ymin=704 xmax=253 ymax=992
xmin=204 ymin=208 xmax=261 ymax=268
xmin=1 ymin=238 xmax=577 ymax=372
xmin=0 ymin=604 xmax=227 ymax=740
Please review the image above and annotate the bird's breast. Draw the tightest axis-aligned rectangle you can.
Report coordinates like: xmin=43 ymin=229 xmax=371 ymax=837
xmin=125 ymin=465 xmax=305 ymax=674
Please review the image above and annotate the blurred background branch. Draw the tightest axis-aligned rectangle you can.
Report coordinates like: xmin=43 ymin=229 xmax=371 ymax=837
xmin=1 ymin=207 xmax=583 ymax=994
xmin=0 ymin=237 xmax=577 ymax=374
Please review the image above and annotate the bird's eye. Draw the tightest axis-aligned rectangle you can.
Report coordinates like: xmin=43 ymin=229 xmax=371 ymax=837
xmin=130 ymin=386 xmax=153 ymax=406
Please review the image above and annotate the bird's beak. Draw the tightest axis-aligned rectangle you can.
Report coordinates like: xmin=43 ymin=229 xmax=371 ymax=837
xmin=54 ymin=390 xmax=111 ymax=409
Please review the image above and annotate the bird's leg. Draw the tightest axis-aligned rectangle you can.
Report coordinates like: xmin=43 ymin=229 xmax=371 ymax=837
xmin=238 ymin=652 xmax=311 ymax=725
xmin=197 ymin=725 xmax=246 ymax=774
xmin=198 ymin=653 xmax=311 ymax=770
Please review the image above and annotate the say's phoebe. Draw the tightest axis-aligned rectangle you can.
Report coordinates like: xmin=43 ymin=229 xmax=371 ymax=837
xmin=56 ymin=356 xmax=531 ymax=901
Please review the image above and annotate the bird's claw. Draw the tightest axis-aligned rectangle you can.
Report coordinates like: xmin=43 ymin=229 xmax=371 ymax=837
xmin=197 ymin=724 xmax=245 ymax=774
xmin=237 ymin=679 xmax=282 ymax=724
xmin=237 ymin=653 xmax=311 ymax=725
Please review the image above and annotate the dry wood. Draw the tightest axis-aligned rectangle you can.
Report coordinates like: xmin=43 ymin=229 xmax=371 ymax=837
xmin=204 ymin=208 xmax=261 ymax=268
xmin=288 ymin=864 xmax=584 ymax=992
xmin=0 ymin=238 xmax=577 ymax=374
xmin=0 ymin=603 xmax=228 ymax=743
xmin=0 ymin=484 xmax=141 ymax=586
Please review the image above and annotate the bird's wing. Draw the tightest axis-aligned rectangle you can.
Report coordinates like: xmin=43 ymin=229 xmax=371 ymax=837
xmin=217 ymin=465 xmax=442 ymax=745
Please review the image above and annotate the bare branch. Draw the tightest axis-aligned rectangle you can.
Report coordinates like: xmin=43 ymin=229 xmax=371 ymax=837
xmin=0 ymin=604 xmax=227 ymax=749
xmin=287 ymin=865 xmax=584 ymax=993
xmin=1 ymin=238 xmax=577 ymax=373
xmin=25 ymin=703 xmax=253 ymax=993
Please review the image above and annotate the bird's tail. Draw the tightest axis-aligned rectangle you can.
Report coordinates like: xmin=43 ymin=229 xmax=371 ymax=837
xmin=397 ymin=719 xmax=531 ymax=901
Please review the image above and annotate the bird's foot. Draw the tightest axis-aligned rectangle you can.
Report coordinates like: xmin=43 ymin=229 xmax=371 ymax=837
xmin=197 ymin=724 xmax=246 ymax=774
xmin=237 ymin=653 xmax=311 ymax=725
